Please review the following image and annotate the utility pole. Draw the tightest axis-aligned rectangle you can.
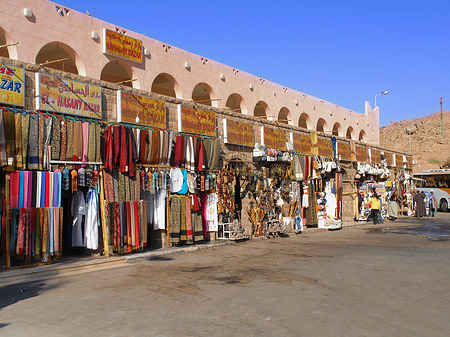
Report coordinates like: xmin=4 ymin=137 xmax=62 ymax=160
xmin=440 ymin=97 xmax=444 ymax=136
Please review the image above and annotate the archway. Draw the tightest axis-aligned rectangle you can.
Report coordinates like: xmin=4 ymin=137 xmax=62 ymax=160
xmin=278 ymin=107 xmax=291 ymax=124
xmin=225 ymin=93 xmax=246 ymax=114
xmin=332 ymin=122 xmax=342 ymax=136
xmin=35 ymin=42 xmax=83 ymax=75
xmin=192 ymin=83 xmax=216 ymax=107
xmin=100 ymin=61 xmax=133 ymax=88
xmin=151 ymin=73 xmax=179 ymax=98
xmin=346 ymin=126 xmax=355 ymax=139
xmin=359 ymin=129 xmax=366 ymax=141
xmin=0 ymin=27 xmax=9 ymax=58
xmin=298 ymin=113 xmax=311 ymax=129
xmin=254 ymin=101 xmax=269 ymax=118
xmin=316 ymin=118 xmax=327 ymax=133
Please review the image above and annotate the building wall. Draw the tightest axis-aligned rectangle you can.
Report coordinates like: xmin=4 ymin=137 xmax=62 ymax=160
xmin=1 ymin=0 xmax=379 ymax=144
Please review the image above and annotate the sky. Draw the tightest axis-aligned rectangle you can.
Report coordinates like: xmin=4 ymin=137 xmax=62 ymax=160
xmin=56 ymin=0 xmax=450 ymax=126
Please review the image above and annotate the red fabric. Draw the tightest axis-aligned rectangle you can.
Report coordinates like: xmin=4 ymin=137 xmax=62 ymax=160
xmin=17 ymin=208 xmax=26 ymax=255
xmin=126 ymin=202 xmax=132 ymax=253
xmin=9 ymin=171 xmax=20 ymax=209
xmin=44 ymin=172 xmax=50 ymax=207
xmin=128 ymin=128 xmax=135 ymax=177
xmin=197 ymin=141 xmax=206 ymax=171
xmin=120 ymin=126 xmax=128 ymax=173
xmin=134 ymin=201 xmax=139 ymax=249
xmin=192 ymin=194 xmax=200 ymax=211
xmin=113 ymin=126 xmax=121 ymax=168
xmin=139 ymin=130 xmax=147 ymax=164
xmin=174 ymin=135 xmax=184 ymax=167
xmin=104 ymin=126 xmax=114 ymax=171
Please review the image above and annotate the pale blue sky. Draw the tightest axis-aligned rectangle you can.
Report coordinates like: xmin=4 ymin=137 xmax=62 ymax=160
xmin=57 ymin=0 xmax=450 ymax=126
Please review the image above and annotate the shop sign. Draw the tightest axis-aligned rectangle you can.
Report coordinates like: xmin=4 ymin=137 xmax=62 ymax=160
xmin=406 ymin=155 xmax=413 ymax=169
xmin=385 ymin=152 xmax=393 ymax=166
xmin=338 ymin=141 xmax=352 ymax=161
xmin=117 ymin=91 xmax=165 ymax=127
xmin=310 ymin=131 xmax=319 ymax=155
xmin=395 ymin=153 xmax=404 ymax=168
xmin=0 ymin=65 xmax=25 ymax=107
xmin=263 ymin=127 xmax=286 ymax=150
xmin=356 ymin=144 xmax=367 ymax=162
xmin=371 ymin=148 xmax=381 ymax=164
xmin=36 ymin=73 xmax=101 ymax=119
xmin=223 ymin=119 xmax=254 ymax=147
xmin=292 ymin=132 xmax=311 ymax=154
xmin=318 ymin=137 xmax=333 ymax=158
xmin=103 ymin=28 xmax=143 ymax=63
xmin=177 ymin=105 xmax=216 ymax=137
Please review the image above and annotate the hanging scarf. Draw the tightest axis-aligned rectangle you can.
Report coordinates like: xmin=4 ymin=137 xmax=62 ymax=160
xmin=21 ymin=114 xmax=30 ymax=169
xmin=72 ymin=121 xmax=82 ymax=163
xmin=87 ymin=122 xmax=96 ymax=163
xmin=28 ymin=115 xmax=39 ymax=169
xmin=43 ymin=117 xmax=53 ymax=170
xmin=51 ymin=118 xmax=61 ymax=161
xmin=14 ymin=113 xmax=23 ymax=169
xmin=0 ymin=108 xmax=7 ymax=167
xmin=119 ymin=126 xmax=128 ymax=173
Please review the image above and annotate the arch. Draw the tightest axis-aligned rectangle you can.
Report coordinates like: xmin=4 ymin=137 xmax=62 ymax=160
xmin=316 ymin=118 xmax=328 ymax=133
xmin=100 ymin=60 xmax=134 ymax=88
xmin=359 ymin=129 xmax=366 ymax=141
xmin=254 ymin=100 xmax=269 ymax=118
xmin=35 ymin=41 xmax=85 ymax=75
xmin=298 ymin=113 xmax=311 ymax=129
xmin=332 ymin=122 xmax=342 ymax=136
xmin=0 ymin=26 xmax=18 ymax=59
xmin=225 ymin=93 xmax=247 ymax=114
xmin=346 ymin=126 xmax=355 ymax=139
xmin=192 ymin=82 xmax=216 ymax=107
xmin=151 ymin=73 xmax=180 ymax=98
xmin=278 ymin=107 xmax=291 ymax=125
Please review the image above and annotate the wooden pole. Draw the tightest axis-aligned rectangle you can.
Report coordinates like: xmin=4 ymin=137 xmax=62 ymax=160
xmin=166 ymin=195 xmax=170 ymax=248
xmin=99 ymin=170 xmax=110 ymax=257
xmin=5 ymin=173 xmax=10 ymax=269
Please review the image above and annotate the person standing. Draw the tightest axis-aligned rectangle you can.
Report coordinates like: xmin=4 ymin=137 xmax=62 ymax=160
xmin=414 ymin=190 xmax=426 ymax=217
xmin=368 ymin=193 xmax=381 ymax=225
xmin=428 ymin=190 xmax=438 ymax=217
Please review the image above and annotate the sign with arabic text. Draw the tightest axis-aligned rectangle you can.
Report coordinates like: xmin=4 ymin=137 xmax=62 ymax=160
xmin=371 ymin=148 xmax=381 ymax=164
xmin=117 ymin=91 xmax=165 ymax=128
xmin=36 ymin=73 xmax=101 ymax=118
xmin=0 ymin=65 xmax=24 ymax=106
xmin=310 ymin=131 xmax=319 ymax=155
xmin=178 ymin=105 xmax=216 ymax=137
xmin=318 ymin=137 xmax=333 ymax=158
xmin=395 ymin=153 xmax=404 ymax=168
xmin=338 ymin=141 xmax=352 ymax=161
xmin=356 ymin=144 xmax=367 ymax=162
xmin=385 ymin=152 xmax=393 ymax=166
xmin=263 ymin=127 xmax=286 ymax=150
xmin=406 ymin=155 xmax=413 ymax=169
xmin=224 ymin=119 xmax=254 ymax=147
xmin=103 ymin=28 xmax=143 ymax=63
xmin=292 ymin=133 xmax=311 ymax=154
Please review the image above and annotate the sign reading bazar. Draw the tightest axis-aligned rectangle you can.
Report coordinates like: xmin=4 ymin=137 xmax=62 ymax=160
xmin=318 ymin=137 xmax=333 ymax=158
xmin=0 ymin=65 xmax=24 ymax=107
xmin=223 ymin=119 xmax=254 ymax=147
xmin=292 ymin=133 xmax=311 ymax=154
xmin=262 ymin=127 xmax=286 ymax=150
xmin=117 ymin=91 xmax=165 ymax=128
xmin=36 ymin=73 xmax=101 ymax=119
xmin=177 ymin=105 xmax=216 ymax=137
xmin=103 ymin=28 xmax=143 ymax=64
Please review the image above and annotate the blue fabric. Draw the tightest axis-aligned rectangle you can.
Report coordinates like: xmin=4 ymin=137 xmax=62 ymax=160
xmin=40 ymin=172 xmax=46 ymax=207
xmin=18 ymin=171 xmax=24 ymax=208
xmin=331 ymin=137 xmax=337 ymax=159
xmin=10 ymin=208 xmax=19 ymax=253
xmin=58 ymin=172 xmax=62 ymax=207
xmin=178 ymin=169 xmax=188 ymax=194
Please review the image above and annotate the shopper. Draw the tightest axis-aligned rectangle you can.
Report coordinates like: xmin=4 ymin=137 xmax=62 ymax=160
xmin=428 ymin=190 xmax=438 ymax=217
xmin=414 ymin=190 xmax=426 ymax=217
xmin=367 ymin=193 xmax=381 ymax=225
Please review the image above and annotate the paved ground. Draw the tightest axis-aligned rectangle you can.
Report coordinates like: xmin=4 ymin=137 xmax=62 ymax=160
xmin=1 ymin=214 xmax=450 ymax=336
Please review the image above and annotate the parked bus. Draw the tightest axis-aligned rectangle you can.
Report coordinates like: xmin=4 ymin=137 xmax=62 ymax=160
xmin=413 ymin=169 xmax=450 ymax=211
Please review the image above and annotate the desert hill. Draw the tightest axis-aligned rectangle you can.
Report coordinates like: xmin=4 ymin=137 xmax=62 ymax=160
xmin=379 ymin=111 xmax=450 ymax=172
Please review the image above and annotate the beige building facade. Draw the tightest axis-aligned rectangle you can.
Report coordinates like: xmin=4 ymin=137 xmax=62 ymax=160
xmin=0 ymin=0 xmax=379 ymax=144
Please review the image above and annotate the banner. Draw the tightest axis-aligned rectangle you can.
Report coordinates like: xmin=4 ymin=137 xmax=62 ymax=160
xmin=36 ymin=73 xmax=101 ymax=119
xmin=223 ymin=119 xmax=254 ymax=147
xmin=263 ymin=127 xmax=286 ymax=150
xmin=310 ymin=131 xmax=319 ymax=155
xmin=338 ymin=141 xmax=352 ymax=161
xmin=384 ymin=152 xmax=393 ymax=166
xmin=356 ymin=144 xmax=367 ymax=162
xmin=406 ymin=155 xmax=413 ymax=169
xmin=292 ymin=133 xmax=311 ymax=154
xmin=117 ymin=91 xmax=165 ymax=128
xmin=178 ymin=105 xmax=216 ymax=137
xmin=103 ymin=28 xmax=143 ymax=63
xmin=318 ymin=137 xmax=333 ymax=158
xmin=371 ymin=148 xmax=381 ymax=164
xmin=395 ymin=153 xmax=404 ymax=168
xmin=0 ymin=65 xmax=24 ymax=106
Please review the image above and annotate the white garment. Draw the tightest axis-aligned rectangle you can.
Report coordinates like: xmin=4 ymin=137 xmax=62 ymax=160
xmin=155 ymin=187 xmax=167 ymax=230
xmin=71 ymin=190 xmax=86 ymax=247
xmin=170 ymin=168 xmax=183 ymax=193
xmin=85 ymin=188 xmax=98 ymax=250
xmin=302 ymin=185 xmax=309 ymax=208
xmin=206 ymin=193 xmax=218 ymax=232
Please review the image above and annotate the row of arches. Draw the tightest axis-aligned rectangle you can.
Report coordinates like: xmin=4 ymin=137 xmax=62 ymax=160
xmin=1 ymin=35 xmax=367 ymax=141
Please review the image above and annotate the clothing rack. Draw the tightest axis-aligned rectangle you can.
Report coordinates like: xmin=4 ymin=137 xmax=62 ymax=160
xmin=49 ymin=160 xmax=103 ymax=165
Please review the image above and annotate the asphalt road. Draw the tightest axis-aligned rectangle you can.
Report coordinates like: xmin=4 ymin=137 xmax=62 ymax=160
xmin=1 ymin=213 xmax=450 ymax=337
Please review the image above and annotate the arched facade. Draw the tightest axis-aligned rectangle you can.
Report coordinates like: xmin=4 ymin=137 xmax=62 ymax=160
xmin=254 ymin=101 xmax=269 ymax=119
xmin=278 ymin=107 xmax=291 ymax=125
xmin=359 ymin=129 xmax=366 ymax=141
xmin=35 ymin=41 xmax=85 ymax=76
xmin=225 ymin=93 xmax=246 ymax=114
xmin=332 ymin=122 xmax=342 ymax=136
xmin=346 ymin=126 xmax=355 ymax=139
xmin=316 ymin=118 xmax=328 ymax=133
xmin=192 ymin=82 xmax=216 ymax=107
xmin=151 ymin=73 xmax=179 ymax=98
xmin=100 ymin=61 xmax=134 ymax=88
xmin=298 ymin=113 xmax=311 ymax=129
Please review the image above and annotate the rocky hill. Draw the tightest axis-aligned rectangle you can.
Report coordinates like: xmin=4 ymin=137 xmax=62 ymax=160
xmin=379 ymin=111 xmax=450 ymax=172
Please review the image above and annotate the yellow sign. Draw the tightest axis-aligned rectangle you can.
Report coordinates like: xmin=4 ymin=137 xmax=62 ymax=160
xmin=103 ymin=28 xmax=143 ymax=63
xmin=310 ymin=131 xmax=319 ymax=155
xmin=264 ymin=127 xmax=286 ymax=150
xmin=119 ymin=91 xmax=165 ymax=128
xmin=318 ymin=137 xmax=333 ymax=158
xmin=292 ymin=133 xmax=311 ymax=154
xmin=338 ymin=141 xmax=352 ymax=161
xmin=0 ymin=65 xmax=24 ymax=106
xmin=180 ymin=105 xmax=216 ymax=137
xmin=36 ymin=73 xmax=101 ymax=118
xmin=224 ymin=119 xmax=254 ymax=147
